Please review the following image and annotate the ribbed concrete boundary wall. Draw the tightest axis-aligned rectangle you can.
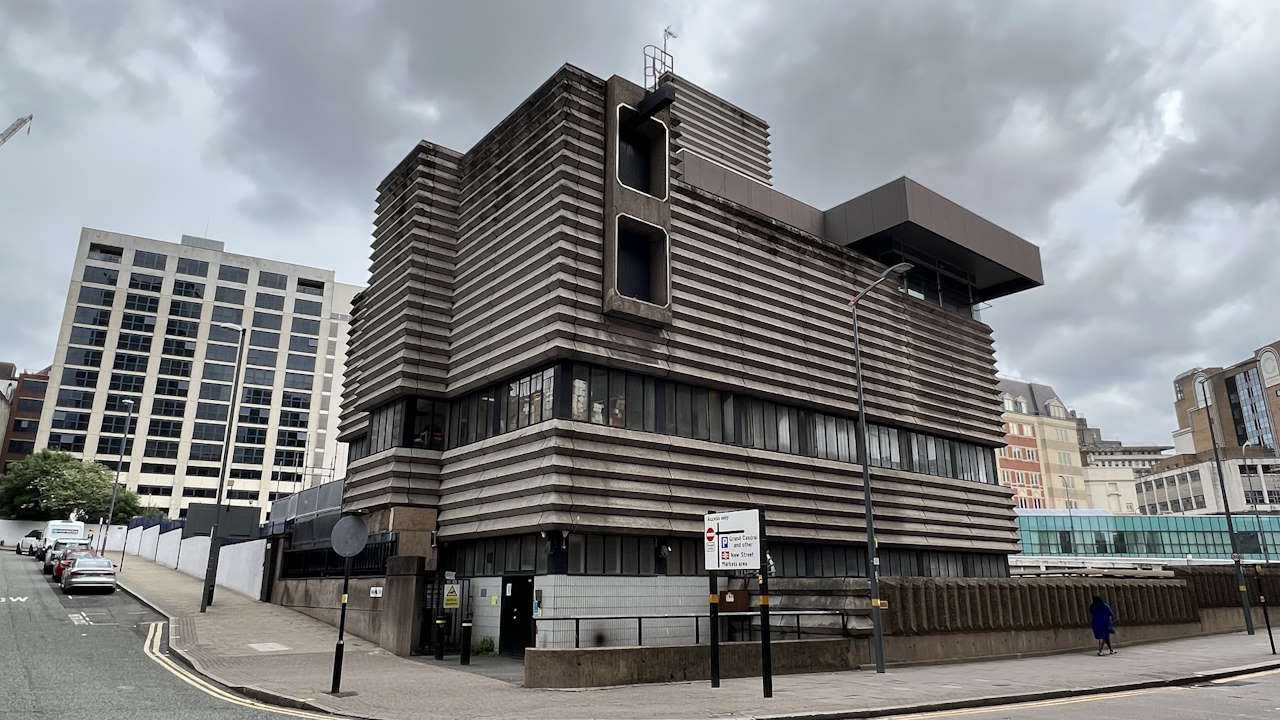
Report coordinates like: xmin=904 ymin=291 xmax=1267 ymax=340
xmin=139 ymin=525 xmax=160 ymax=560
xmin=1171 ymin=566 xmax=1280 ymax=608
xmin=878 ymin=577 xmax=1198 ymax=635
xmin=155 ymin=529 xmax=182 ymax=569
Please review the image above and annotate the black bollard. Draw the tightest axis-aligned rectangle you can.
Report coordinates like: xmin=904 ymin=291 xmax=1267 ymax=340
xmin=461 ymin=617 xmax=473 ymax=665
xmin=435 ymin=617 xmax=446 ymax=660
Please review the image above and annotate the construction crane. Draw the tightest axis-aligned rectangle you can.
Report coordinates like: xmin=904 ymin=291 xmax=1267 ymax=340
xmin=0 ymin=115 xmax=33 ymax=150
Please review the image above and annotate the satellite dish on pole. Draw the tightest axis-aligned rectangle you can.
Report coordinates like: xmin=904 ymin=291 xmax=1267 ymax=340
xmin=331 ymin=515 xmax=369 ymax=558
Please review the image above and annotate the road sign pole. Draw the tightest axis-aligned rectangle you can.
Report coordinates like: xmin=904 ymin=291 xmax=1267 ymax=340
xmin=330 ymin=555 xmax=352 ymax=694
xmin=327 ymin=514 xmax=368 ymax=696
xmin=1259 ymin=566 xmax=1276 ymax=655
xmin=759 ymin=509 xmax=772 ymax=699
xmin=708 ymin=570 xmax=720 ymax=688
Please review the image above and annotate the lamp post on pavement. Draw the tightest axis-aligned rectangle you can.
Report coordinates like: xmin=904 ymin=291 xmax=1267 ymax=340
xmin=849 ymin=261 xmax=912 ymax=675
xmin=101 ymin=398 xmax=135 ymax=555
xmin=1198 ymin=378 xmax=1254 ymax=634
xmin=200 ymin=322 xmax=249 ymax=613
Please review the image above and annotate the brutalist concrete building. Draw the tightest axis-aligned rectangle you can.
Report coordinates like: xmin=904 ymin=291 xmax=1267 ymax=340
xmin=338 ymin=65 xmax=1042 ymax=653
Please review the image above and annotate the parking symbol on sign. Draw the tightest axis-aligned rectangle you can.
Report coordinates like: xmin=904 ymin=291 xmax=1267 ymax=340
xmin=721 ymin=536 xmax=729 ymax=549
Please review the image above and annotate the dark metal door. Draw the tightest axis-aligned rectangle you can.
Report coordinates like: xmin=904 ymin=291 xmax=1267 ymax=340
xmin=499 ymin=576 xmax=534 ymax=656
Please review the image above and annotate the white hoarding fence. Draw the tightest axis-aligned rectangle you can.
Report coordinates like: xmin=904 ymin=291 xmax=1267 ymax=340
xmin=704 ymin=509 xmax=761 ymax=571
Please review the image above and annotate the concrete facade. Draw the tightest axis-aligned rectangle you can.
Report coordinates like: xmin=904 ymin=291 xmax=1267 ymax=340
xmin=338 ymin=64 xmax=1043 ymax=655
xmin=1138 ymin=450 xmax=1280 ymax=517
xmin=34 ymin=229 xmax=359 ymax=519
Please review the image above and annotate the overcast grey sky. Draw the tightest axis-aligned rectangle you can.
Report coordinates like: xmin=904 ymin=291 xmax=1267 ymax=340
xmin=3 ymin=0 xmax=1278 ymax=445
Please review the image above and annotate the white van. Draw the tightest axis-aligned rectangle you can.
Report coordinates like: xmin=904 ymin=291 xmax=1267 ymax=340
xmin=35 ymin=521 xmax=86 ymax=560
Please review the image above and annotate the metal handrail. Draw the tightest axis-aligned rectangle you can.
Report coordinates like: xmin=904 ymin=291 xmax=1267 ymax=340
xmin=536 ymin=610 xmax=852 ymax=649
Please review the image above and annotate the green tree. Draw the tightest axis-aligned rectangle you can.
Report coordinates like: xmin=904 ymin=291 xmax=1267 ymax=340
xmin=0 ymin=450 xmax=143 ymax=523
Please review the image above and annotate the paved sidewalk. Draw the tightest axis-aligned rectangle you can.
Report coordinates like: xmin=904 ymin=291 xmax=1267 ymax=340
xmin=116 ymin=554 xmax=1280 ymax=720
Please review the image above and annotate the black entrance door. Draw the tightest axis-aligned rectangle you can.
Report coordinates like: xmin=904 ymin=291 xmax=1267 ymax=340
xmin=499 ymin=575 xmax=534 ymax=656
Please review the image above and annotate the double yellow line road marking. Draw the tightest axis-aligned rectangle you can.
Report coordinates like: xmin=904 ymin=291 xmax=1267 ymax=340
xmin=141 ymin=621 xmax=347 ymax=719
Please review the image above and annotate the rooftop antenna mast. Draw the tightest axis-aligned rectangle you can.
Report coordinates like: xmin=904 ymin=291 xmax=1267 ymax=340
xmin=644 ymin=26 xmax=677 ymax=91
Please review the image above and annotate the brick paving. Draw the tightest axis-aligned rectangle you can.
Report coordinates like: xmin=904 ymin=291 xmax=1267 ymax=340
xmin=115 ymin=554 xmax=1280 ymax=720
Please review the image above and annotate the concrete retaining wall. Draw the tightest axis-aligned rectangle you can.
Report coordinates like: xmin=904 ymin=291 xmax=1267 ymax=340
xmin=124 ymin=526 xmax=141 ymax=555
xmin=526 ymin=638 xmax=865 ymax=688
xmin=273 ymin=576 xmax=386 ymax=645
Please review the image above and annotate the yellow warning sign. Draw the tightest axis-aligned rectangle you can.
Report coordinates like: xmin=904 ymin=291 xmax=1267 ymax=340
xmin=443 ymin=583 xmax=461 ymax=609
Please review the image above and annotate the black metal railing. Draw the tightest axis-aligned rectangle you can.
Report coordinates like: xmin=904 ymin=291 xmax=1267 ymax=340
xmin=280 ymin=533 xmax=397 ymax=578
xmin=535 ymin=610 xmax=852 ymax=649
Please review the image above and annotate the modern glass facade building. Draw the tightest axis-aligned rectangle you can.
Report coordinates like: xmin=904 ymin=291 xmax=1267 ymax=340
xmin=1017 ymin=510 xmax=1279 ymax=562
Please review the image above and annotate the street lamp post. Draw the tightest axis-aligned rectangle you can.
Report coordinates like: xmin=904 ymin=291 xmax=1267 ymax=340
xmin=849 ymin=261 xmax=911 ymax=675
xmin=1198 ymin=379 xmax=1255 ymax=634
xmin=101 ymin=398 xmax=135 ymax=555
xmin=200 ymin=323 xmax=249 ymax=613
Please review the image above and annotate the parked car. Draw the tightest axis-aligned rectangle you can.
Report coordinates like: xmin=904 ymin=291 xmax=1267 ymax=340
xmin=61 ymin=557 xmax=117 ymax=594
xmin=42 ymin=539 xmax=91 ymax=574
xmin=53 ymin=548 xmax=97 ymax=582
xmin=16 ymin=530 xmax=42 ymax=555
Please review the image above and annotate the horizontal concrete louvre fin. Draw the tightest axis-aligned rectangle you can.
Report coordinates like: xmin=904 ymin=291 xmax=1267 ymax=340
xmin=428 ymin=422 xmax=1016 ymax=551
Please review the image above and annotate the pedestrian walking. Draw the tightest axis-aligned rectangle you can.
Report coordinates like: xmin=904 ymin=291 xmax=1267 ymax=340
xmin=1089 ymin=595 xmax=1116 ymax=656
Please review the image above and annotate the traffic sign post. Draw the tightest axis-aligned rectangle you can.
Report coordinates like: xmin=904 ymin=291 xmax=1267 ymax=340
xmin=705 ymin=509 xmax=769 ymax=695
xmin=758 ymin=509 xmax=773 ymax=699
xmin=1258 ymin=565 xmax=1276 ymax=655
xmin=328 ymin=515 xmax=368 ymax=696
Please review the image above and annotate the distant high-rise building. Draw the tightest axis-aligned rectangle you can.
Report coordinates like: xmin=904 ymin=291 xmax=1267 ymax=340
xmin=1171 ymin=343 xmax=1280 ymax=456
xmin=34 ymin=228 xmax=359 ymax=519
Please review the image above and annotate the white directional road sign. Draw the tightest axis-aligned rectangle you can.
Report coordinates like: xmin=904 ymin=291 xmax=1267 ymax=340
xmin=704 ymin=509 xmax=761 ymax=571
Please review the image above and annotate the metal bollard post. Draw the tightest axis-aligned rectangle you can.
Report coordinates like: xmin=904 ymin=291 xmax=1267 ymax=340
xmin=435 ymin=617 xmax=446 ymax=660
xmin=460 ymin=616 xmax=473 ymax=665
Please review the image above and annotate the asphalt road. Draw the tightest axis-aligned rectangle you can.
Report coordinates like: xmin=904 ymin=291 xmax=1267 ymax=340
xmin=0 ymin=549 xmax=285 ymax=719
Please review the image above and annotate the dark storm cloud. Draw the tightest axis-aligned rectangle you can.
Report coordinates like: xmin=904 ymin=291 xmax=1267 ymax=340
xmin=199 ymin=0 xmax=659 ymax=224
xmin=1125 ymin=13 xmax=1280 ymax=221
xmin=699 ymin=0 xmax=1163 ymax=233
xmin=0 ymin=0 xmax=198 ymax=124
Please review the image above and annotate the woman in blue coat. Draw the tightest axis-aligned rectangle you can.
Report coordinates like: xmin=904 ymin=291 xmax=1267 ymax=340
xmin=1090 ymin=595 xmax=1116 ymax=655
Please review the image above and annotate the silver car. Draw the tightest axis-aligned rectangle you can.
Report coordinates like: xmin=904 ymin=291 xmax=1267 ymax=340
xmin=61 ymin=557 xmax=117 ymax=594
xmin=42 ymin=539 xmax=91 ymax=574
